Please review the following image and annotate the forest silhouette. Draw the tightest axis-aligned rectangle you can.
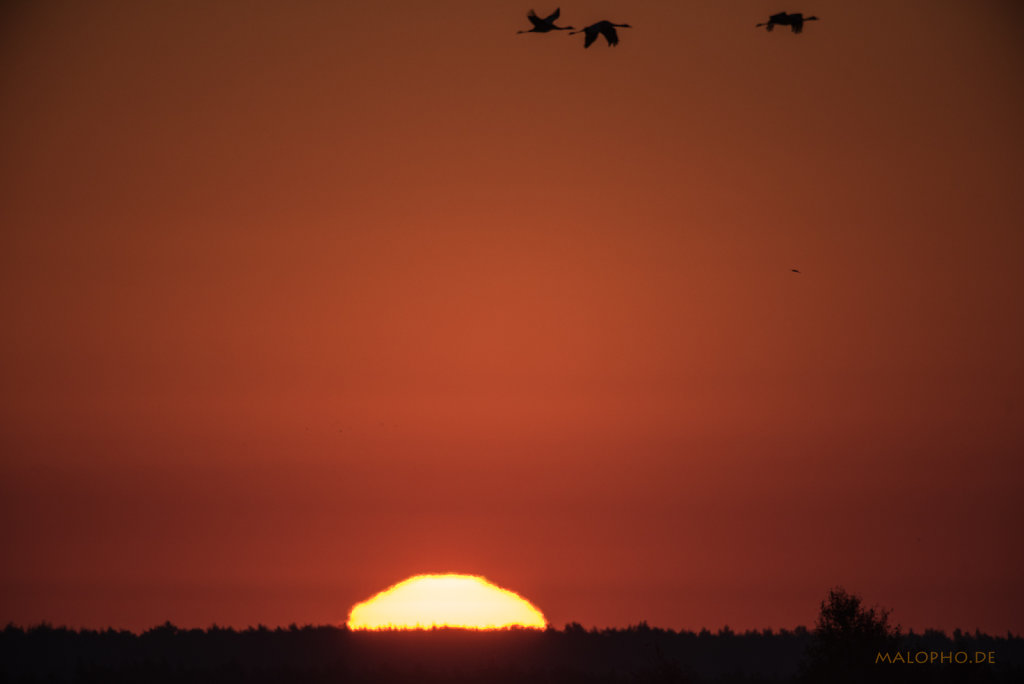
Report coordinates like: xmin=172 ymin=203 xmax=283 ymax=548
xmin=2 ymin=589 xmax=1021 ymax=683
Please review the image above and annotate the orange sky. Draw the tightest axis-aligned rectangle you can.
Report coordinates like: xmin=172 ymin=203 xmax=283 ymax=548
xmin=2 ymin=0 xmax=1023 ymax=633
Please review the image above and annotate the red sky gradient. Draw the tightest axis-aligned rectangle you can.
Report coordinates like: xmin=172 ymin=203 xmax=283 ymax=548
xmin=2 ymin=0 xmax=1023 ymax=634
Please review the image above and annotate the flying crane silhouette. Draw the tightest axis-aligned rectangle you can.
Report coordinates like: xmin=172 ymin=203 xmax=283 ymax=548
xmin=570 ymin=20 xmax=632 ymax=48
xmin=517 ymin=8 xmax=573 ymax=34
xmin=756 ymin=12 xmax=819 ymax=34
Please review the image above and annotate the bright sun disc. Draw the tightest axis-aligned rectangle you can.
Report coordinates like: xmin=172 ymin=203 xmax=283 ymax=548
xmin=347 ymin=573 xmax=547 ymax=630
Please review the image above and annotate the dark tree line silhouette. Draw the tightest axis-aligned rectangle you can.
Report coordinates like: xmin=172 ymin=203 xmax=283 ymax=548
xmin=2 ymin=589 xmax=1021 ymax=683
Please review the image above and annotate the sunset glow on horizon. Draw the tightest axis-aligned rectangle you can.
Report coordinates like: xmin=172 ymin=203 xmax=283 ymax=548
xmin=347 ymin=574 xmax=547 ymax=630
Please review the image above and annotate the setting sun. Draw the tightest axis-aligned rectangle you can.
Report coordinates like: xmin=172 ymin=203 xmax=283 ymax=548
xmin=347 ymin=574 xmax=546 ymax=630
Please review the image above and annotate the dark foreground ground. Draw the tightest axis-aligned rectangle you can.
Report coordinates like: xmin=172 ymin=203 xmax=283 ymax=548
xmin=2 ymin=623 xmax=1022 ymax=683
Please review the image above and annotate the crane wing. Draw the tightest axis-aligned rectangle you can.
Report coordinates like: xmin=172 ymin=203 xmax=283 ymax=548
xmin=600 ymin=24 xmax=619 ymax=46
xmin=543 ymin=8 xmax=560 ymax=23
xmin=583 ymin=27 xmax=598 ymax=48
xmin=527 ymin=10 xmax=545 ymax=28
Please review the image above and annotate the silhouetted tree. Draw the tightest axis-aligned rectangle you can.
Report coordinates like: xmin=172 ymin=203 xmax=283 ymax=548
xmin=801 ymin=586 xmax=900 ymax=683
xmin=563 ymin=621 xmax=589 ymax=636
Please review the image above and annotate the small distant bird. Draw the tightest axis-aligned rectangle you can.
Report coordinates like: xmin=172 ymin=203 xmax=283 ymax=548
xmin=517 ymin=8 xmax=573 ymax=34
xmin=570 ymin=20 xmax=632 ymax=48
xmin=756 ymin=12 xmax=819 ymax=34
xmin=791 ymin=268 xmax=802 ymax=274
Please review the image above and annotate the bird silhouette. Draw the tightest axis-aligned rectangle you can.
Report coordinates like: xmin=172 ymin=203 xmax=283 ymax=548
xmin=756 ymin=12 xmax=819 ymax=34
xmin=517 ymin=8 xmax=573 ymax=34
xmin=570 ymin=20 xmax=632 ymax=48
xmin=791 ymin=268 xmax=802 ymax=274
